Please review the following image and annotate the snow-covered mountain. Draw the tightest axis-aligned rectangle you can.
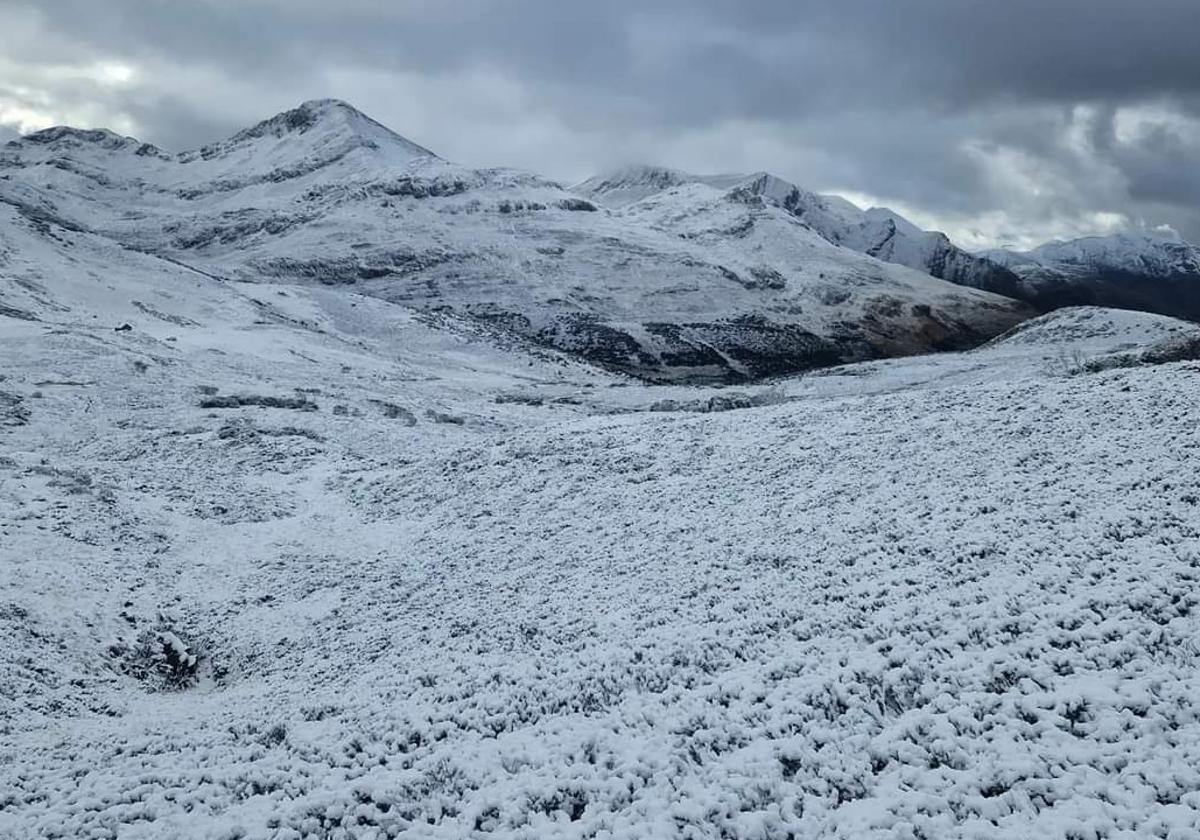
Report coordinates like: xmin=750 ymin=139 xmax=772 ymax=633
xmin=983 ymin=233 xmax=1200 ymax=320
xmin=0 ymin=100 xmax=1031 ymax=382
xmin=575 ymin=165 xmax=1025 ymax=298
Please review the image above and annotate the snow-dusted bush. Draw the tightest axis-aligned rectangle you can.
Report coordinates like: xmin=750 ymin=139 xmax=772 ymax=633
xmin=109 ymin=612 xmax=202 ymax=690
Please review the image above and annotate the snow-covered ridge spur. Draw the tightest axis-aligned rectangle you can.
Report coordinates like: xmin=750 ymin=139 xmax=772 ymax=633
xmin=579 ymin=165 xmax=1200 ymax=327
xmin=0 ymin=99 xmax=1033 ymax=383
xmin=575 ymin=164 xmax=1027 ymax=299
xmin=982 ymin=233 xmax=1200 ymax=320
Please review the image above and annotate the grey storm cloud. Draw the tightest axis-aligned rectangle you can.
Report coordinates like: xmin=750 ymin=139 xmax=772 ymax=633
xmin=3 ymin=0 xmax=1200 ymax=246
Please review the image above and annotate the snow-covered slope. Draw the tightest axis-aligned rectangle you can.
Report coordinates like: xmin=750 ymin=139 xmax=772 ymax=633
xmin=0 ymin=201 xmax=618 ymax=415
xmin=0 ymin=102 xmax=1031 ymax=382
xmin=576 ymin=166 xmax=1024 ymax=297
xmin=983 ymin=233 xmax=1200 ymax=320
xmin=5 ymin=207 xmax=1200 ymax=837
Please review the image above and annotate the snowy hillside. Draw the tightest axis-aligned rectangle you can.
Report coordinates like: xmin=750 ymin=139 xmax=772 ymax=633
xmin=576 ymin=166 xmax=1024 ymax=297
xmin=0 ymin=100 xmax=1031 ymax=382
xmin=4 ymin=194 xmax=1200 ymax=837
xmin=983 ymin=233 xmax=1200 ymax=320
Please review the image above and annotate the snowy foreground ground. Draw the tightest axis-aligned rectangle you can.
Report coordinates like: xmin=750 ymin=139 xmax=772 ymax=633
xmin=3 ymin=271 xmax=1200 ymax=838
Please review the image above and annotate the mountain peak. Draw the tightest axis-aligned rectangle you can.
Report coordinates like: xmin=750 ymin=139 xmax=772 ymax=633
xmin=230 ymin=99 xmax=363 ymax=141
xmin=578 ymin=166 xmax=827 ymax=212
xmin=574 ymin=164 xmax=695 ymax=198
xmin=222 ymin=99 xmax=437 ymax=159
xmin=4 ymin=125 xmax=170 ymax=163
xmin=15 ymin=125 xmax=143 ymax=151
xmin=575 ymin=164 xmax=747 ymax=208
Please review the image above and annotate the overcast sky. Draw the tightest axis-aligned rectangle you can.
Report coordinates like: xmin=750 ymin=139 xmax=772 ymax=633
xmin=2 ymin=0 xmax=1199 ymax=249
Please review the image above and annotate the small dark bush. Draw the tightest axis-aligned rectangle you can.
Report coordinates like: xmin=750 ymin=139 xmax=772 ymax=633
xmin=110 ymin=613 xmax=202 ymax=690
xmin=199 ymin=394 xmax=318 ymax=411
xmin=556 ymin=198 xmax=597 ymax=212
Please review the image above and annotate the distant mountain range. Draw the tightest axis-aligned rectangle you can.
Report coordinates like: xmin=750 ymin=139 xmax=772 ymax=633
xmin=2 ymin=99 xmax=1195 ymax=381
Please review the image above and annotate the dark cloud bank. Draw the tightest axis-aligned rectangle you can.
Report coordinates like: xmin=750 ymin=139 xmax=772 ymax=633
xmin=3 ymin=0 xmax=1199 ymax=247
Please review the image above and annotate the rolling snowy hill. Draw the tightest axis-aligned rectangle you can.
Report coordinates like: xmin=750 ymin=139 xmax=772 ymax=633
xmin=0 ymin=100 xmax=1031 ymax=382
xmin=983 ymin=233 xmax=1200 ymax=320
